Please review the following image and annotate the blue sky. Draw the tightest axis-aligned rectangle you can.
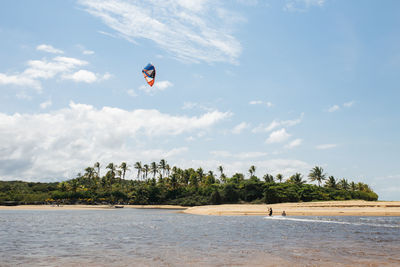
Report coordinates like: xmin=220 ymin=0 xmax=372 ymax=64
xmin=0 ymin=0 xmax=399 ymax=200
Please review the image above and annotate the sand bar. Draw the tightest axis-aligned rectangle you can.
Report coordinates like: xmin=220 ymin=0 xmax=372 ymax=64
xmin=184 ymin=200 xmax=400 ymax=216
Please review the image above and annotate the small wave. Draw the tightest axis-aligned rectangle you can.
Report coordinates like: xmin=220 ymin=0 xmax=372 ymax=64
xmin=263 ymin=216 xmax=399 ymax=228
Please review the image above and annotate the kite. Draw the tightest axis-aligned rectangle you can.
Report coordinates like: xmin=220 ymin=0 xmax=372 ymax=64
xmin=142 ymin=63 xmax=156 ymax=87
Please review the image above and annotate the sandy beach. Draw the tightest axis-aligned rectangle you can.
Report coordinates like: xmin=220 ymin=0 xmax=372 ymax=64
xmin=1 ymin=201 xmax=400 ymax=216
xmin=184 ymin=200 xmax=400 ymax=216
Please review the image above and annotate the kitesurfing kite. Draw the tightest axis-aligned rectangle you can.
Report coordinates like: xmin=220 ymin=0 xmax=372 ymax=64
xmin=142 ymin=63 xmax=156 ymax=87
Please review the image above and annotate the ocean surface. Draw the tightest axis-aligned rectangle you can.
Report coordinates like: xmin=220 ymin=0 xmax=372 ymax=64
xmin=1 ymin=208 xmax=399 ymax=266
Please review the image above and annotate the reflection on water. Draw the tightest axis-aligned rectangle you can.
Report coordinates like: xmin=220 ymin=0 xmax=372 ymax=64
xmin=1 ymin=209 xmax=400 ymax=266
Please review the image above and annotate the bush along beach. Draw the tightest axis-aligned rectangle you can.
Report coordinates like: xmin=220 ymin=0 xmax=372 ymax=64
xmin=0 ymin=162 xmax=378 ymax=206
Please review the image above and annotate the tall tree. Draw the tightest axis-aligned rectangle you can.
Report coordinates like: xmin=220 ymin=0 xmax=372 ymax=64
xmin=276 ymin=173 xmax=283 ymax=183
xmin=151 ymin=162 xmax=158 ymax=178
xmin=84 ymin=167 xmax=95 ymax=180
xmin=143 ymin=164 xmax=150 ymax=180
xmin=119 ymin=162 xmax=130 ymax=179
xmin=338 ymin=178 xmax=349 ymax=190
xmin=218 ymin=165 xmax=226 ymax=183
xmin=308 ymin=166 xmax=326 ymax=187
xmin=248 ymin=165 xmax=256 ymax=178
xmin=134 ymin=162 xmax=142 ymax=179
xmin=288 ymin=173 xmax=305 ymax=185
xmin=94 ymin=162 xmax=101 ymax=178
xmin=106 ymin=163 xmax=116 ymax=179
xmin=263 ymin=174 xmax=274 ymax=183
xmin=325 ymin=176 xmax=337 ymax=189
xmin=159 ymin=159 xmax=167 ymax=177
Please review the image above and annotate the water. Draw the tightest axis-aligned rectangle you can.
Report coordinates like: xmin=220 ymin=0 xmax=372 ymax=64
xmin=1 ymin=209 xmax=399 ymax=266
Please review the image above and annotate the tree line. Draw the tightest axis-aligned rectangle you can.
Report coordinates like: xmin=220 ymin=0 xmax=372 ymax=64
xmin=0 ymin=160 xmax=378 ymax=206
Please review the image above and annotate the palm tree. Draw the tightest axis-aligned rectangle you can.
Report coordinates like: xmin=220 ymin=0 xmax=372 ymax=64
xmin=276 ymin=173 xmax=283 ymax=183
xmin=106 ymin=163 xmax=116 ymax=179
xmin=84 ymin=167 xmax=95 ymax=179
xmin=94 ymin=162 xmax=101 ymax=178
xmin=151 ymin=162 xmax=158 ymax=178
xmin=288 ymin=173 xmax=305 ymax=185
xmin=338 ymin=178 xmax=349 ymax=190
xmin=263 ymin=174 xmax=274 ymax=183
xmin=197 ymin=168 xmax=204 ymax=183
xmin=119 ymin=162 xmax=130 ymax=179
xmin=325 ymin=176 xmax=337 ymax=188
xmin=134 ymin=161 xmax=142 ymax=179
xmin=308 ymin=166 xmax=326 ymax=187
xmin=159 ymin=159 xmax=167 ymax=177
xmin=166 ymin=164 xmax=171 ymax=177
xmin=218 ymin=165 xmax=226 ymax=183
xmin=350 ymin=181 xmax=357 ymax=191
xmin=248 ymin=165 xmax=256 ymax=178
xmin=143 ymin=164 xmax=150 ymax=180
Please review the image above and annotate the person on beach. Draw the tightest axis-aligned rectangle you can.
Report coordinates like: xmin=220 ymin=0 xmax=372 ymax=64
xmin=281 ymin=210 xmax=286 ymax=216
xmin=268 ymin=207 xmax=273 ymax=216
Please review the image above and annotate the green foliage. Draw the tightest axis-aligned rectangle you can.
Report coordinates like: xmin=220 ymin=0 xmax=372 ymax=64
xmin=0 ymin=164 xmax=379 ymax=205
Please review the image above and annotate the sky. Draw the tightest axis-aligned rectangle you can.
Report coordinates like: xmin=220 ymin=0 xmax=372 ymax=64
xmin=0 ymin=0 xmax=399 ymax=200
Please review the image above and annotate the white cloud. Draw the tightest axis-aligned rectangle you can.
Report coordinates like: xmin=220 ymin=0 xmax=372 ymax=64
xmin=232 ymin=122 xmax=250 ymax=134
xmin=63 ymin=69 xmax=97 ymax=83
xmin=83 ymin=50 xmax=95 ymax=55
xmin=343 ymin=101 xmax=355 ymax=108
xmin=210 ymin=150 xmax=268 ymax=159
xmin=285 ymin=138 xmax=302 ymax=149
xmin=316 ymin=144 xmax=337 ymax=150
xmin=284 ymin=0 xmax=325 ymax=12
xmin=40 ymin=99 xmax=52 ymax=109
xmin=0 ymin=102 xmax=231 ymax=181
xmin=266 ymin=128 xmax=291 ymax=144
xmin=249 ymin=100 xmax=273 ymax=107
xmin=328 ymin=105 xmax=340 ymax=112
xmin=139 ymin=80 xmax=173 ymax=95
xmin=79 ymin=0 xmax=242 ymax=64
xmin=36 ymin=44 xmax=64 ymax=54
xmin=249 ymin=100 xmax=262 ymax=105
xmin=0 ymin=55 xmax=109 ymax=91
xmin=253 ymin=113 xmax=303 ymax=133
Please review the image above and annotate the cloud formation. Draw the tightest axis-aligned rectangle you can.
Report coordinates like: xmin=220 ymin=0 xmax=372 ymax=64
xmin=253 ymin=113 xmax=303 ymax=133
xmin=36 ymin=44 xmax=64 ymax=54
xmin=285 ymin=138 xmax=303 ymax=149
xmin=139 ymin=80 xmax=173 ymax=95
xmin=266 ymin=128 xmax=291 ymax=144
xmin=79 ymin=0 xmax=242 ymax=64
xmin=232 ymin=122 xmax=250 ymax=134
xmin=316 ymin=144 xmax=337 ymax=150
xmin=0 ymin=54 xmax=109 ymax=91
xmin=0 ymin=103 xmax=231 ymax=181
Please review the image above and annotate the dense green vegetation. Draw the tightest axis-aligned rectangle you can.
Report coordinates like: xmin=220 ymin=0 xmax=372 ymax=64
xmin=0 ymin=161 xmax=378 ymax=206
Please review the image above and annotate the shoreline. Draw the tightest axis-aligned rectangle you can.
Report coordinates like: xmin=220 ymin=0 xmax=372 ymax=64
xmin=184 ymin=200 xmax=400 ymax=216
xmin=1 ymin=201 xmax=400 ymax=216
xmin=0 ymin=204 xmax=187 ymax=211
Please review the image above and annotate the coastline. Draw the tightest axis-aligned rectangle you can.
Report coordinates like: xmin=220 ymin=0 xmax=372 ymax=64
xmin=184 ymin=200 xmax=400 ymax=216
xmin=1 ymin=201 xmax=400 ymax=216
xmin=0 ymin=204 xmax=186 ymax=211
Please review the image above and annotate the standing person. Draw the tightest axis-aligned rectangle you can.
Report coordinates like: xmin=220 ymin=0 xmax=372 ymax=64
xmin=269 ymin=207 xmax=273 ymax=216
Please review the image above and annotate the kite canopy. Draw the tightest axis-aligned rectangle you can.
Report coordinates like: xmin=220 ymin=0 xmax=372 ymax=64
xmin=142 ymin=63 xmax=156 ymax=87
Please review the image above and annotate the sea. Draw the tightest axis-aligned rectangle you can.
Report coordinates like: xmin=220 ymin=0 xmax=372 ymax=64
xmin=1 ymin=208 xmax=399 ymax=266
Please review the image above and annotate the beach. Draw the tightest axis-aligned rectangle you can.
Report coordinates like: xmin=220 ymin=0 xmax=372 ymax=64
xmin=184 ymin=200 xmax=400 ymax=216
xmin=1 ymin=201 xmax=400 ymax=216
